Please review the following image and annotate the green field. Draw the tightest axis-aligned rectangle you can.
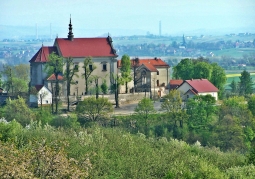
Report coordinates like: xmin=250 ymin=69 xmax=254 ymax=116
xmin=225 ymin=72 xmax=255 ymax=90
xmin=212 ymin=48 xmax=255 ymax=58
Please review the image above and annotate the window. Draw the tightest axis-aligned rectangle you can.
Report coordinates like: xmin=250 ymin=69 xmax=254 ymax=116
xmin=187 ymin=95 xmax=189 ymax=99
xmin=74 ymin=63 xmax=79 ymax=71
xmin=102 ymin=64 xmax=107 ymax=71
xmin=89 ymin=64 xmax=93 ymax=71
xmin=157 ymin=71 xmax=159 ymax=75
xmin=46 ymin=100 xmax=48 ymax=104
xmin=157 ymin=80 xmax=159 ymax=87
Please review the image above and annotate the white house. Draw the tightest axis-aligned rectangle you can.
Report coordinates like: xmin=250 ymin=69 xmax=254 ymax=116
xmin=30 ymin=85 xmax=52 ymax=107
xmin=176 ymin=79 xmax=219 ymax=101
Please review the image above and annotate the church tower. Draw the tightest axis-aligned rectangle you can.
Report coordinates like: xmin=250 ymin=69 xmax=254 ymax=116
xmin=182 ymin=34 xmax=186 ymax=47
xmin=67 ymin=16 xmax=74 ymax=41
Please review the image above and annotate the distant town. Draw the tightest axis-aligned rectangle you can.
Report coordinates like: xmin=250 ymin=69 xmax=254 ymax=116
xmin=0 ymin=32 xmax=255 ymax=70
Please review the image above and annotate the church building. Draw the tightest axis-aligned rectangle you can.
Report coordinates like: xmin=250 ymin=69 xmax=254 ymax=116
xmin=29 ymin=18 xmax=118 ymax=98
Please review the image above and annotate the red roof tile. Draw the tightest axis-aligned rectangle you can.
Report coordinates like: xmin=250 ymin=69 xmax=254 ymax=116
xmin=47 ymin=74 xmax=64 ymax=81
xmin=169 ymin=80 xmax=183 ymax=90
xmin=141 ymin=63 xmax=158 ymax=72
xmin=117 ymin=58 xmax=169 ymax=68
xmin=29 ymin=46 xmax=58 ymax=63
xmin=55 ymin=38 xmax=117 ymax=58
xmin=170 ymin=80 xmax=183 ymax=85
xmin=185 ymin=79 xmax=218 ymax=93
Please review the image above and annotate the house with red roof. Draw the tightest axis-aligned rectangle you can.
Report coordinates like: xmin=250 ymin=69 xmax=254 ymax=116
xmin=117 ymin=57 xmax=170 ymax=97
xmin=176 ymin=79 xmax=219 ymax=101
xmin=30 ymin=17 xmax=118 ymax=100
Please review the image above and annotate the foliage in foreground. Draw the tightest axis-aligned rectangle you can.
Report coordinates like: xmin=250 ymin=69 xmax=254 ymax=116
xmin=1 ymin=120 xmax=255 ymax=179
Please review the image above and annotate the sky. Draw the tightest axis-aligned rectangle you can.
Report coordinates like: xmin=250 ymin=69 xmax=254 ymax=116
xmin=1 ymin=0 xmax=255 ymax=37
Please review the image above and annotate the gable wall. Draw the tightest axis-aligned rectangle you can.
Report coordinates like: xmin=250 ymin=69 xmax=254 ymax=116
xmin=177 ymin=82 xmax=192 ymax=94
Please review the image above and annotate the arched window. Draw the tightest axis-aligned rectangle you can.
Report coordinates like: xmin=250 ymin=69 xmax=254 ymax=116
xmin=141 ymin=70 xmax=146 ymax=85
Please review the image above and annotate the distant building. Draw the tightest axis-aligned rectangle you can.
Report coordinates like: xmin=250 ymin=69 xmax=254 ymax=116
xmin=179 ymin=34 xmax=187 ymax=49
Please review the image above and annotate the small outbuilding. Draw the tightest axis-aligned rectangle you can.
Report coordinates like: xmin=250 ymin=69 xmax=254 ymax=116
xmin=30 ymin=85 xmax=52 ymax=107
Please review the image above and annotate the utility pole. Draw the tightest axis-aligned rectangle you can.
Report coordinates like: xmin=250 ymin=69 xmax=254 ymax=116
xmin=153 ymin=75 xmax=157 ymax=102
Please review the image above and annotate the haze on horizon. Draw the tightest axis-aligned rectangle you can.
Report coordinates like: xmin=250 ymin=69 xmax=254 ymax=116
xmin=1 ymin=0 xmax=255 ymax=38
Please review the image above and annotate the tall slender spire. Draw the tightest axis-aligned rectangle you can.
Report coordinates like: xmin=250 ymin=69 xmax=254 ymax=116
xmin=68 ymin=15 xmax=74 ymax=41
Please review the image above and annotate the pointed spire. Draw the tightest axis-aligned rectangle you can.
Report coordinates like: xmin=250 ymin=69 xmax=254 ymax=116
xmin=182 ymin=34 xmax=186 ymax=46
xmin=68 ymin=14 xmax=74 ymax=41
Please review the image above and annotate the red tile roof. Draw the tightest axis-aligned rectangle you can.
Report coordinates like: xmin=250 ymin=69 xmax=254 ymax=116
xmin=141 ymin=63 xmax=158 ymax=72
xmin=55 ymin=38 xmax=118 ymax=58
xmin=170 ymin=80 xmax=183 ymax=85
xmin=46 ymin=74 xmax=64 ymax=81
xmin=185 ymin=79 xmax=218 ymax=93
xmin=29 ymin=46 xmax=58 ymax=63
xmin=169 ymin=80 xmax=183 ymax=90
xmin=117 ymin=58 xmax=169 ymax=69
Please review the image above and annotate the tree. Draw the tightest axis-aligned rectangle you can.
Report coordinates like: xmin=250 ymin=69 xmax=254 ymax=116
xmin=101 ymin=79 xmax=108 ymax=95
xmin=1 ymin=65 xmax=13 ymax=95
xmin=210 ymin=63 xmax=226 ymax=98
xmin=186 ymin=95 xmax=217 ymax=132
xmin=38 ymin=90 xmax=48 ymax=110
xmin=213 ymin=114 xmax=245 ymax=151
xmin=161 ymin=90 xmax=188 ymax=134
xmin=132 ymin=57 xmax=140 ymax=93
xmin=0 ymin=73 xmax=2 ymax=87
xmin=44 ymin=52 xmax=64 ymax=114
xmin=248 ymin=95 xmax=255 ymax=116
xmin=0 ymin=139 xmax=91 ymax=178
xmin=90 ymin=75 xmax=100 ymax=99
xmin=12 ymin=78 xmax=28 ymax=95
xmin=13 ymin=64 xmax=30 ymax=82
xmin=4 ymin=97 xmax=35 ymax=127
xmin=110 ymin=73 xmax=122 ymax=108
xmin=64 ymin=57 xmax=79 ymax=111
xmin=229 ymin=80 xmax=238 ymax=94
xmin=0 ymin=64 xmax=30 ymax=96
xmin=172 ymin=58 xmax=194 ymax=80
xmin=82 ymin=57 xmax=96 ymax=95
xmin=76 ymin=96 xmax=113 ymax=121
xmin=193 ymin=61 xmax=212 ymax=79
xmin=134 ymin=97 xmax=155 ymax=136
xmin=218 ymin=96 xmax=255 ymax=149
xmin=239 ymin=70 xmax=253 ymax=96
xmin=120 ymin=54 xmax=132 ymax=93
